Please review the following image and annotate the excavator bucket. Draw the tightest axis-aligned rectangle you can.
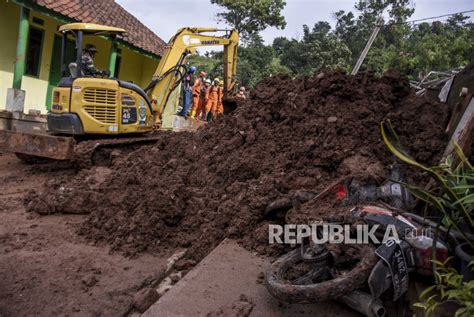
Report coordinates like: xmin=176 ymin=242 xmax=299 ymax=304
xmin=1 ymin=130 xmax=75 ymax=160
xmin=223 ymin=97 xmax=239 ymax=115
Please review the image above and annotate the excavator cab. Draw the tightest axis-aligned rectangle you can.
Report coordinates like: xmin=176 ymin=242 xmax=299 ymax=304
xmin=48 ymin=23 xmax=155 ymax=136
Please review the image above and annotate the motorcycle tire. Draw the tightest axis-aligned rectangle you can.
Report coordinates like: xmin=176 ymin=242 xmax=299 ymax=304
xmin=266 ymin=244 xmax=378 ymax=303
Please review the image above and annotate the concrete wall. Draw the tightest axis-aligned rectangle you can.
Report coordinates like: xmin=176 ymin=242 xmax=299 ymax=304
xmin=0 ymin=0 xmax=160 ymax=114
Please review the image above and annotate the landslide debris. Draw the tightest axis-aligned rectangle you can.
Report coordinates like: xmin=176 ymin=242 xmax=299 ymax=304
xmin=25 ymin=70 xmax=449 ymax=259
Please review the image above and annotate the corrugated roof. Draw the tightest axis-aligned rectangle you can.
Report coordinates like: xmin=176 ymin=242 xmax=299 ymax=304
xmin=32 ymin=0 xmax=166 ymax=57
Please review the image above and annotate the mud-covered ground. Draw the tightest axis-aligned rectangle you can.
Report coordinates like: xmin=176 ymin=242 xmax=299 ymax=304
xmin=26 ymin=70 xmax=449 ymax=264
xmin=0 ymin=154 xmax=176 ymax=316
xmin=0 ymin=70 xmax=452 ymax=316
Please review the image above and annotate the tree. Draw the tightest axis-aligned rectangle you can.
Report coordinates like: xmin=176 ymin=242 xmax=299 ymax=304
xmin=397 ymin=14 xmax=474 ymax=77
xmin=187 ymin=52 xmax=221 ymax=82
xmin=272 ymin=36 xmax=291 ymax=56
xmin=276 ymin=23 xmax=351 ymax=75
xmin=333 ymin=1 xmax=472 ymax=77
xmin=210 ymin=0 xmax=286 ymax=43
xmin=237 ymin=42 xmax=277 ymax=87
xmin=193 ymin=38 xmax=290 ymax=89
xmin=197 ymin=0 xmax=473 ymax=87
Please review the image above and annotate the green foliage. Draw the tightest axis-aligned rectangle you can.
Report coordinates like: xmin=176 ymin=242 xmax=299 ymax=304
xmin=187 ymin=54 xmax=221 ymax=80
xmin=415 ymin=258 xmax=474 ymax=317
xmin=234 ymin=41 xmax=291 ymax=88
xmin=381 ymin=120 xmax=474 ymax=247
xmin=210 ymin=0 xmax=286 ymax=43
xmin=382 ymin=119 xmax=474 ymax=317
xmin=336 ymin=1 xmax=472 ymax=76
xmin=202 ymin=0 xmax=473 ymax=90
xmin=275 ymin=22 xmax=352 ymax=75
xmin=237 ymin=42 xmax=276 ymax=87
xmin=268 ymin=56 xmax=291 ymax=76
xmin=187 ymin=42 xmax=290 ymax=89
xmin=334 ymin=0 xmax=414 ymax=74
xmin=397 ymin=16 xmax=474 ymax=77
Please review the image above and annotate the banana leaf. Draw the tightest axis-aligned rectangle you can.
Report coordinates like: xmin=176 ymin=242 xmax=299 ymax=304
xmin=381 ymin=120 xmax=473 ymax=230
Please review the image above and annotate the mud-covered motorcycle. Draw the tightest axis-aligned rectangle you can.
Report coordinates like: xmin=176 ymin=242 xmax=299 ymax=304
xmin=264 ymin=175 xmax=464 ymax=316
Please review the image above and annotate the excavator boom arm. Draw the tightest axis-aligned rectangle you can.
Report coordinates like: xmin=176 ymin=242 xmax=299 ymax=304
xmin=147 ymin=27 xmax=239 ymax=125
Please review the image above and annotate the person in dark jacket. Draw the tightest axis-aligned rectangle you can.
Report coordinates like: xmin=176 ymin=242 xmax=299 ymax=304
xmin=178 ymin=65 xmax=196 ymax=117
xmin=81 ymin=44 xmax=109 ymax=77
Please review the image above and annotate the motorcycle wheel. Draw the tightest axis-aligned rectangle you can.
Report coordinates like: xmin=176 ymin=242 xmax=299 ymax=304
xmin=265 ymin=244 xmax=378 ymax=303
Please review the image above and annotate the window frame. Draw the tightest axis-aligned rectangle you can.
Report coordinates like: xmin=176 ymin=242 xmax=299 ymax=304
xmin=114 ymin=48 xmax=122 ymax=78
xmin=24 ymin=26 xmax=45 ymax=78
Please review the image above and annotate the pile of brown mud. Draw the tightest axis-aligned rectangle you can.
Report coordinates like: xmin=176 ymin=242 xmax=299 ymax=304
xmin=25 ymin=70 xmax=449 ymax=260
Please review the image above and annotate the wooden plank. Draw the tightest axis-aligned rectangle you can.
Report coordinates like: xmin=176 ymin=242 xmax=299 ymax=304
xmin=443 ymin=96 xmax=474 ymax=160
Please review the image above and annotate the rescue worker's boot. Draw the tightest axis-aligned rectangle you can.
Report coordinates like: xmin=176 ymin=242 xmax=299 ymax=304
xmin=189 ymin=109 xmax=196 ymax=118
xmin=207 ymin=112 xmax=214 ymax=122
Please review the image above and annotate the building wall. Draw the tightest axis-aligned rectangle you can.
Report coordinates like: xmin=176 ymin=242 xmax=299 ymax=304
xmin=0 ymin=1 xmax=20 ymax=112
xmin=0 ymin=0 xmax=63 ymax=114
xmin=21 ymin=10 xmax=61 ymax=114
xmin=0 ymin=0 xmax=160 ymax=114
xmin=140 ymin=55 xmax=160 ymax=88
xmin=83 ymin=35 xmax=111 ymax=71
xmin=118 ymin=45 xmax=144 ymax=85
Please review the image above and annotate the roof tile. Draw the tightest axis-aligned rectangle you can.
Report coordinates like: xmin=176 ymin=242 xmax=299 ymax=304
xmin=33 ymin=0 xmax=166 ymax=56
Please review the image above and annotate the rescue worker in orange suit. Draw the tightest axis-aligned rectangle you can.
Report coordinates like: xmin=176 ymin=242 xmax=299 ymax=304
xmin=189 ymin=71 xmax=206 ymax=118
xmin=216 ymin=80 xmax=224 ymax=116
xmin=206 ymin=78 xmax=220 ymax=122
xmin=196 ymin=78 xmax=211 ymax=120
xmin=236 ymin=86 xmax=246 ymax=99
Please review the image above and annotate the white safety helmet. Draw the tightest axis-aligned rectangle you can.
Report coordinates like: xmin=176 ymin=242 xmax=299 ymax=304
xmin=204 ymin=78 xmax=212 ymax=84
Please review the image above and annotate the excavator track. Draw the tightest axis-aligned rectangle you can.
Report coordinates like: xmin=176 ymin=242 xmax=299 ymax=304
xmin=72 ymin=134 xmax=164 ymax=169
xmin=3 ymin=130 xmax=163 ymax=169
xmin=3 ymin=114 xmax=207 ymax=168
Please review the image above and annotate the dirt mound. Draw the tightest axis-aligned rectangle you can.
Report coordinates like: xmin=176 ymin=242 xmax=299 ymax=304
xmin=26 ymin=70 xmax=449 ymax=259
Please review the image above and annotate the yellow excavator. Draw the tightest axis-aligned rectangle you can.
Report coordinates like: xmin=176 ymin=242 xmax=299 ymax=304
xmin=5 ymin=23 xmax=239 ymax=161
